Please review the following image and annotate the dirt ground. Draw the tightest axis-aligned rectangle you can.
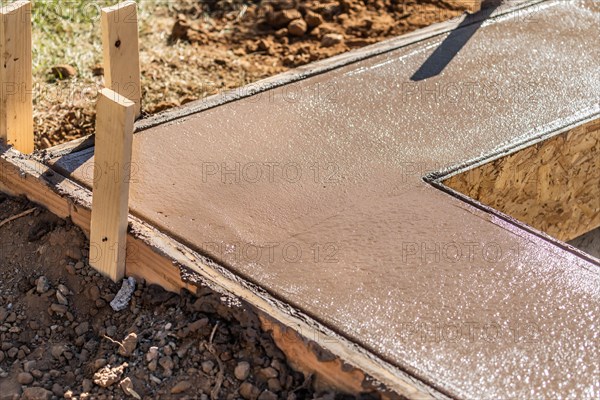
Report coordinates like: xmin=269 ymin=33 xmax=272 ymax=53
xmin=34 ymin=0 xmax=474 ymax=149
xmin=0 ymin=194 xmax=350 ymax=399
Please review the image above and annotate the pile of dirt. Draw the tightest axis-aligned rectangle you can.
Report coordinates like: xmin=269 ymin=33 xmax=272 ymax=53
xmin=0 ymin=194 xmax=344 ymax=399
xmin=33 ymin=0 xmax=471 ymax=149
xmin=170 ymin=0 xmax=468 ymax=68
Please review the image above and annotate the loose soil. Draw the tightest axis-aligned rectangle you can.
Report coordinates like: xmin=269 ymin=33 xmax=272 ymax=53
xmin=34 ymin=0 xmax=474 ymax=149
xmin=0 ymin=194 xmax=348 ymax=399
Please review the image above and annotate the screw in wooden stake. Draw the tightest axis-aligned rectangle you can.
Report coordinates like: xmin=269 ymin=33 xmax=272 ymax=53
xmin=89 ymin=88 xmax=135 ymax=281
xmin=0 ymin=0 xmax=33 ymax=154
xmin=101 ymin=1 xmax=142 ymax=118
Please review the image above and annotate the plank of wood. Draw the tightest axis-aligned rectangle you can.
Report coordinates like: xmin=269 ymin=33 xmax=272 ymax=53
xmin=101 ymin=1 xmax=142 ymax=118
xmin=0 ymin=0 xmax=33 ymax=154
xmin=89 ymin=89 xmax=135 ymax=281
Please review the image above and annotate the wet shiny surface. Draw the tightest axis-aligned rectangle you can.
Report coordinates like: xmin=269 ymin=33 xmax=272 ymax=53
xmin=56 ymin=1 xmax=600 ymax=398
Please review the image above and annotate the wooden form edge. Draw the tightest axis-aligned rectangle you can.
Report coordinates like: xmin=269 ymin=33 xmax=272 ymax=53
xmin=0 ymin=148 xmax=445 ymax=399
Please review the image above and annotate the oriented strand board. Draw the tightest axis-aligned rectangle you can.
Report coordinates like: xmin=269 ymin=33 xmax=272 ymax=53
xmin=445 ymin=119 xmax=600 ymax=242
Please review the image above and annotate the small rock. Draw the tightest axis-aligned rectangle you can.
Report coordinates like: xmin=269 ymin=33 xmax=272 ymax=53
xmin=321 ymin=33 xmax=344 ymax=47
xmin=81 ymin=379 xmax=93 ymax=392
xmin=22 ymin=387 xmax=52 ymax=400
xmin=188 ymin=318 xmax=208 ymax=332
xmin=260 ymin=367 xmax=278 ymax=379
xmin=50 ymin=303 xmax=67 ymax=314
xmin=50 ymin=64 xmax=77 ymax=80
xmin=119 ymin=377 xmax=140 ymax=398
xmin=118 ymin=333 xmax=138 ymax=357
xmin=110 ymin=277 xmax=136 ymax=311
xmin=56 ymin=291 xmax=68 ymax=305
xmin=267 ymin=9 xmax=302 ymax=28
xmin=0 ymin=306 xmax=7 ymax=322
xmin=146 ymin=346 xmax=159 ymax=362
xmin=201 ymin=360 xmax=214 ymax=374
xmin=94 ymin=358 xmax=108 ymax=371
xmin=305 ymin=11 xmax=323 ymax=28
xmin=159 ymin=356 xmax=174 ymax=372
xmin=234 ymin=361 xmax=251 ymax=381
xmin=50 ymin=345 xmax=65 ymax=359
xmin=288 ymin=19 xmax=307 ymax=36
xmin=93 ymin=363 xmax=128 ymax=388
xmin=87 ymin=285 xmax=101 ymax=301
xmin=17 ymin=372 xmax=34 ymax=384
xmin=57 ymin=284 xmax=70 ymax=295
xmin=75 ymin=322 xmax=89 ymax=336
xmin=170 ymin=380 xmax=192 ymax=394
xmin=36 ymin=276 xmax=50 ymax=293
xmin=65 ymin=264 xmax=76 ymax=275
xmin=258 ymin=391 xmax=278 ymax=400
xmin=51 ymin=383 xmax=64 ymax=397
xmin=239 ymin=382 xmax=260 ymax=400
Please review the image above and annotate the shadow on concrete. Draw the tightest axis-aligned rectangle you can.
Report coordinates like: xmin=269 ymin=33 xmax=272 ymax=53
xmin=411 ymin=4 xmax=499 ymax=81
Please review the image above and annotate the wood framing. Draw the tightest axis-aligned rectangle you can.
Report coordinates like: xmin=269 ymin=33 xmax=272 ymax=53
xmin=101 ymin=1 xmax=142 ymax=118
xmin=89 ymin=89 xmax=135 ymax=281
xmin=444 ymin=119 xmax=600 ymax=242
xmin=0 ymin=0 xmax=33 ymax=154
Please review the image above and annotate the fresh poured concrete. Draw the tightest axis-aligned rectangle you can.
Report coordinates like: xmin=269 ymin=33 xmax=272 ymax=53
xmin=51 ymin=1 xmax=600 ymax=398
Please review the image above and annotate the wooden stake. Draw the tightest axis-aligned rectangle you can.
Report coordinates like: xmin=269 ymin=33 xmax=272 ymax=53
xmin=101 ymin=1 xmax=142 ymax=118
xmin=89 ymin=88 xmax=135 ymax=281
xmin=0 ymin=0 xmax=33 ymax=153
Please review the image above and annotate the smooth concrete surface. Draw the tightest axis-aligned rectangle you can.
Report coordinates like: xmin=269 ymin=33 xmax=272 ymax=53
xmin=570 ymin=227 xmax=600 ymax=260
xmin=52 ymin=1 xmax=600 ymax=398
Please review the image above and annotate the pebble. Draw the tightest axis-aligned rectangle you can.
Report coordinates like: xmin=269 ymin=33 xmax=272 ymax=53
xmin=258 ymin=390 xmax=278 ymax=400
xmin=56 ymin=291 xmax=68 ymax=305
xmin=22 ymin=387 xmax=52 ymax=400
xmin=260 ymin=367 xmax=278 ymax=379
xmin=17 ymin=371 xmax=34 ymax=384
xmin=75 ymin=322 xmax=89 ymax=336
xmin=234 ymin=361 xmax=251 ymax=380
xmin=50 ymin=303 xmax=67 ymax=315
xmin=82 ymin=378 xmax=93 ymax=392
xmin=201 ymin=360 xmax=214 ymax=374
xmin=118 ymin=332 xmax=138 ymax=357
xmin=239 ymin=382 xmax=260 ymax=400
xmin=94 ymin=358 xmax=108 ymax=371
xmin=87 ymin=285 xmax=101 ymax=301
xmin=146 ymin=346 xmax=159 ymax=362
xmin=321 ymin=33 xmax=344 ymax=47
xmin=159 ymin=356 xmax=174 ymax=371
xmin=36 ymin=276 xmax=50 ymax=294
xmin=288 ymin=19 xmax=307 ymax=37
xmin=170 ymin=380 xmax=192 ymax=394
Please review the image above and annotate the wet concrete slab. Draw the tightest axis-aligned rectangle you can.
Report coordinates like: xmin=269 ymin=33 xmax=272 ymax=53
xmin=51 ymin=1 xmax=600 ymax=398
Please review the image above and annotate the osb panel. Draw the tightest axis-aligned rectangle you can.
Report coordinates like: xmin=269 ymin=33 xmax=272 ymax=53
xmin=444 ymin=119 xmax=600 ymax=242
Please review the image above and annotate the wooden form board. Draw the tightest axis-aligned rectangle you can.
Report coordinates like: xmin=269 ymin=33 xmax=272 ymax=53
xmin=0 ymin=148 xmax=433 ymax=399
xmin=444 ymin=119 xmax=600 ymax=242
xmin=101 ymin=1 xmax=142 ymax=118
xmin=89 ymin=89 xmax=135 ymax=281
xmin=0 ymin=0 xmax=33 ymax=154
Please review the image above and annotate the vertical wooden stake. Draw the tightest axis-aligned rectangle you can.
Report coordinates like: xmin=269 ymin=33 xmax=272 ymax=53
xmin=90 ymin=88 xmax=135 ymax=281
xmin=0 ymin=0 xmax=33 ymax=153
xmin=101 ymin=1 xmax=142 ymax=118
